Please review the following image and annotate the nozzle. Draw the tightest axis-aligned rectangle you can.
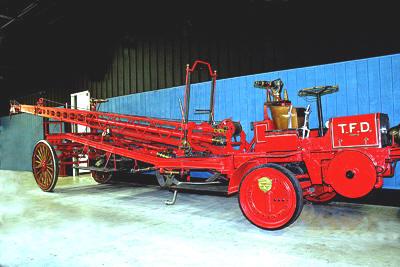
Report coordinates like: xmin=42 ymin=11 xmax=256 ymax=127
xmin=254 ymin=81 xmax=273 ymax=89
xmin=254 ymin=79 xmax=284 ymax=90
xmin=284 ymin=89 xmax=289 ymax=101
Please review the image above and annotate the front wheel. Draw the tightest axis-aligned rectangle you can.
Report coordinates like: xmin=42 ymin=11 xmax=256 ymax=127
xmin=238 ymin=163 xmax=303 ymax=230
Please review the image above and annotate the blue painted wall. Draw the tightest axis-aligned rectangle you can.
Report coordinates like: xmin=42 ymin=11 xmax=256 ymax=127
xmin=1 ymin=53 xmax=400 ymax=189
xmin=0 ymin=114 xmax=43 ymax=171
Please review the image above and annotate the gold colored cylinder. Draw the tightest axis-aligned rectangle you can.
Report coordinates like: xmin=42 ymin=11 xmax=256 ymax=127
xmin=269 ymin=106 xmax=305 ymax=130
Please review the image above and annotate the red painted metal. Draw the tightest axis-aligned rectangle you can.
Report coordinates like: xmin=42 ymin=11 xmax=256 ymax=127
xmin=325 ymin=150 xmax=377 ymax=198
xmin=304 ymin=185 xmax=337 ymax=203
xmin=238 ymin=165 xmax=301 ymax=229
xmin=9 ymin=60 xmax=400 ymax=230
xmin=330 ymin=113 xmax=380 ymax=148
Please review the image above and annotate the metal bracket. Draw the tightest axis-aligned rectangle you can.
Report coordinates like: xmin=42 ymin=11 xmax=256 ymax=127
xmin=165 ymin=190 xmax=178 ymax=205
xmin=287 ymin=105 xmax=293 ymax=128
xmin=301 ymin=105 xmax=311 ymax=138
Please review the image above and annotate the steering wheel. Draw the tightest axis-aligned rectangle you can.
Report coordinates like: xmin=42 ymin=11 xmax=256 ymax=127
xmin=298 ymin=85 xmax=338 ymax=97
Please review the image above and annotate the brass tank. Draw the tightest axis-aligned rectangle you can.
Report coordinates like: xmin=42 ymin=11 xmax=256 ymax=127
xmin=270 ymin=105 xmax=305 ymax=130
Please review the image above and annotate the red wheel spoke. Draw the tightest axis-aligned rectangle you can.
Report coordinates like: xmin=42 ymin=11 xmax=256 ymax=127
xmin=45 ymin=169 xmax=53 ymax=180
xmin=45 ymin=148 xmax=51 ymax=160
xmin=38 ymin=171 xmax=44 ymax=183
xmin=36 ymin=151 xmax=42 ymax=162
xmin=38 ymin=146 xmax=44 ymax=159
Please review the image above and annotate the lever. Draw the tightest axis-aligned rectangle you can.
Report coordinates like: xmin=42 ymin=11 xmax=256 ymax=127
xmin=301 ymin=105 xmax=311 ymax=138
xmin=165 ymin=190 xmax=178 ymax=205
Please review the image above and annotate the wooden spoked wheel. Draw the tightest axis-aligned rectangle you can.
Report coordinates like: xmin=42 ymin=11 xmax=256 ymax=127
xmin=32 ymin=140 xmax=59 ymax=192
xmin=238 ymin=163 xmax=303 ymax=230
xmin=91 ymin=171 xmax=113 ymax=184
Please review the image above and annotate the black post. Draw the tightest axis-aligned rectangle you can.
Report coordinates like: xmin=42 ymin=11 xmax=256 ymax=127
xmin=184 ymin=73 xmax=191 ymax=124
xmin=316 ymin=94 xmax=324 ymax=137
xmin=183 ymin=66 xmax=191 ymax=143
xmin=208 ymin=71 xmax=216 ymax=124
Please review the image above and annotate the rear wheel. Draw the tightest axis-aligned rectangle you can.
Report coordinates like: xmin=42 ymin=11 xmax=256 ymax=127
xmin=32 ymin=140 xmax=59 ymax=192
xmin=91 ymin=171 xmax=113 ymax=184
xmin=238 ymin=163 xmax=303 ymax=230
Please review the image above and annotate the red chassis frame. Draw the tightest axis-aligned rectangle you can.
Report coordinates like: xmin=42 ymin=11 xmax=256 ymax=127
xmin=10 ymin=60 xmax=400 ymax=230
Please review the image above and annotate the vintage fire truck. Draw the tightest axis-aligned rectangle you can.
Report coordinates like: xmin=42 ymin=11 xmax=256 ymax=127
xmin=9 ymin=61 xmax=400 ymax=230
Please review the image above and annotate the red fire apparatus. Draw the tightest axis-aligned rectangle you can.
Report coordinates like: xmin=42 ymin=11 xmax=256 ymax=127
xmin=9 ymin=61 xmax=400 ymax=230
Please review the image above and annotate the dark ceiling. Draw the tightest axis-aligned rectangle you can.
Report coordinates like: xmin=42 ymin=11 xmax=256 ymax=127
xmin=1 ymin=0 xmax=400 ymax=110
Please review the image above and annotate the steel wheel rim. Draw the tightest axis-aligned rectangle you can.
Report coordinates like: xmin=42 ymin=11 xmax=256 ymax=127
xmin=32 ymin=141 xmax=58 ymax=191
xmin=239 ymin=167 xmax=297 ymax=229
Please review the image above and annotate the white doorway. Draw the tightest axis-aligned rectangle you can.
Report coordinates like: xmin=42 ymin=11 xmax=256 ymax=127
xmin=70 ymin=90 xmax=91 ymax=176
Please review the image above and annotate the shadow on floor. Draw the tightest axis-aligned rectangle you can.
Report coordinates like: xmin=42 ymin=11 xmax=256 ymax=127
xmin=58 ymin=172 xmax=400 ymax=207
xmin=114 ymin=173 xmax=400 ymax=207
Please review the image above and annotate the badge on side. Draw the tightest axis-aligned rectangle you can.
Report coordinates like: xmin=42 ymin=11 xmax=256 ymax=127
xmin=258 ymin=177 xmax=272 ymax=193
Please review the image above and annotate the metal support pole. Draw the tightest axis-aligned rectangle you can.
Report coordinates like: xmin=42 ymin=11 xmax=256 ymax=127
xmin=183 ymin=65 xmax=191 ymax=144
xmin=208 ymin=71 xmax=217 ymax=124
xmin=316 ymin=94 xmax=324 ymax=137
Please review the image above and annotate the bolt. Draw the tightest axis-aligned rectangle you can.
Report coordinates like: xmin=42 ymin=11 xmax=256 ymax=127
xmin=346 ymin=170 xmax=355 ymax=179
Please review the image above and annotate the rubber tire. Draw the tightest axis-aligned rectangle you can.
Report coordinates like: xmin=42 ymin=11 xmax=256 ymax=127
xmin=32 ymin=140 xmax=59 ymax=192
xmin=285 ymin=163 xmax=305 ymax=175
xmin=238 ymin=163 xmax=303 ymax=230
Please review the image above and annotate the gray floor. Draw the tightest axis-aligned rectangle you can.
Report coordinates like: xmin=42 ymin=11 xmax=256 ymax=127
xmin=0 ymin=170 xmax=399 ymax=267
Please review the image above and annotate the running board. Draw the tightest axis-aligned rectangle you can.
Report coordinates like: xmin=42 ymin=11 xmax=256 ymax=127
xmin=73 ymin=166 xmax=118 ymax=172
xmin=170 ymin=182 xmax=228 ymax=194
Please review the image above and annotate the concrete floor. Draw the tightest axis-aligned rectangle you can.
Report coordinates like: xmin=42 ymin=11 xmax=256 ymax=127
xmin=0 ymin=170 xmax=399 ymax=267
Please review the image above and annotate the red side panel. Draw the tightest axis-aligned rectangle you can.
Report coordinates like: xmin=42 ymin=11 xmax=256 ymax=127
xmin=255 ymin=123 xmax=269 ymax=143
xmin=330 ymin=113 xmax=380 ymax=148
xmin=254 ymin=131 xmax=299 ymax=152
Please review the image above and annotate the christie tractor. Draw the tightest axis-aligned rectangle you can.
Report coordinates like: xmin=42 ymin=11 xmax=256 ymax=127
xmin=10 ymin=61 xmax=400 ymax=230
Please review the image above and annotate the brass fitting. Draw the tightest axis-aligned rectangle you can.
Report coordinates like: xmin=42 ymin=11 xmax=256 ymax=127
xmin=156 ymin=152 xmax=172 ymax=158
xmin=212 ymin=136 xmax=227 ymax=146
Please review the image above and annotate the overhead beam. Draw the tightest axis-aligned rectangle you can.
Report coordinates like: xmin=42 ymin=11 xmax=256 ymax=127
xmin=0 ymin=14 xmax=13 ymax=20
xmin=0 ymin=1 xmax=39 ymax=30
